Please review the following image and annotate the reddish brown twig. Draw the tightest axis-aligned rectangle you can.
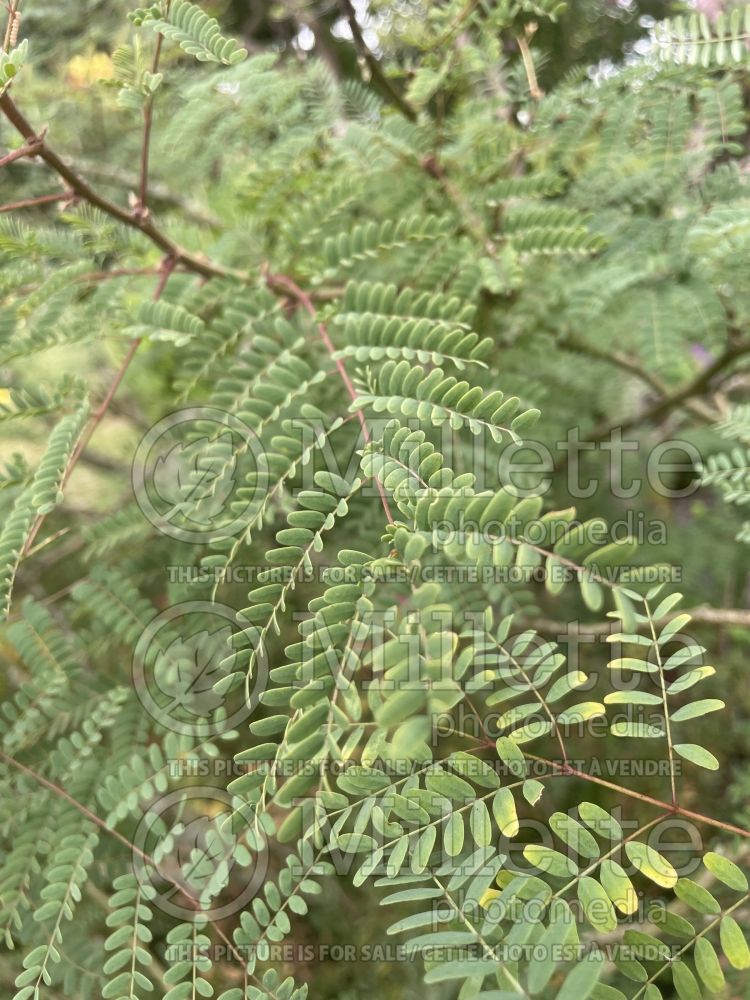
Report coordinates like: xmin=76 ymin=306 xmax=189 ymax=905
xmin=136 ymin=8 xmax=167 ymax=217
xmin=0 ymin=189 xmax=74 ymax=213
xmin=0 ymin=134 xmax=44 ymax=167
xmin=521 ymin=750 xmax=750 ymax=840
xmin=21 ymin=256 xmax=177 ymax=558
xmin=0 ymin=748 xmax=277 ymax=1000
xmin=267 ymin=271 xmax=395 ymax=525
xmin=0 ymin=91 xmax=245 ymax=281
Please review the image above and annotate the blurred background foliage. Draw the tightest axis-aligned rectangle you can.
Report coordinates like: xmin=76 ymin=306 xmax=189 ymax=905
xmin=2 ymin=2 xmax=750 ymax=998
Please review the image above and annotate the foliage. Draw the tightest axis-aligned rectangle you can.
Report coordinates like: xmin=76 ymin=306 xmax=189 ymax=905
xmin=1 ymin=2 xmax=750 ymax=999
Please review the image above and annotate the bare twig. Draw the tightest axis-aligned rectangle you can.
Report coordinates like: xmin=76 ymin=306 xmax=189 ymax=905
xmin=519 ymin=751 xmax=750 ymax=839
xmin=558 ymin=334 xmax=717 ymax=424
xmin=589 ymin=339 xmax=750 ymax=443
xmin=0 ymin=133 xmax=44 ymax=167
xmin=0 ymin=189 xmax=74 ymax=213
xmin=422 ymin=152 xmax=495 ymax=253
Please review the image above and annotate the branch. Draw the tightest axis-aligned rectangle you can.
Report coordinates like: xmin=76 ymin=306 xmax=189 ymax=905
xmin=422 ymin=152 xmax=495 ymax=253
xmin=589 ymin=338 xmax=750 ymax=444
xmin=0 ymin=748 xmax=282 ymax=1000
xmin=0 ymin=92 xmax=245 ymax=281
xmin=0 ymin=133 xmax=44 ymax=167
xmin=0 ymin=748 xmax=155 ymax=862
xmin=338 ymin=0 xmax=417 ymax=121
xmin=0 ymin=189 xmax=74 ymax=213
xmin=267 ymin=270 xmax=395 ymax=525
xmin=519 ymin=751 xmax=750 ymax=840
xmin=21 ymin=256 xmax=177 ymax=558
xmin=520 ymin=604 xmax=750 ymax=635
xmin=136 ymin=9 xmax=167 ymax=216
xmin=558 ymin=334 xmax=717 ymax=424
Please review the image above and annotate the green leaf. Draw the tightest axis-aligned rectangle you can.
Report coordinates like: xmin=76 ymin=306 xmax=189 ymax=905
xmin=666 ymin=666 xmax=715 ymax=694
xmin=555 ymin=701 xmax=605 ymax=724
xmin=720 ymin=915 xmax=750 ymax=969
xmin=610 ymin=721 xmax=665 ymax=738
xmin=609 ymin=657 xmax=655 ymax=674
xmin=377 ymin=688 xmax=426 ymax=727
xmin=523 ymin=844 xmax=578 ymax=878
xmin=604 ymin=691 xmax=662 ymax=706
xmin=470 ymin=800 xmax=492 ymax=848
xmin=670 ymin=699 xmax=724 ymax=723
xmin=599 ymin=860 xmax=638 ymax=914
xmin=649 ymin=904 xmax=695 ymax=940
xmin=412 ymin=826 xmax=436 ymax=874
xmin=578 ymin=802 xmax=623 ymax=841
xmin=673 ymin=878 xmax=721 ymax=915
xmin=703 ymin=852 xmax=748 ymax=891
xmin=449 ymin=752 xmax=501 ymax=789
xmin=673 ymin=744 xmax=719 ymax=770
xmin=522 ymin=779 xmax=544 ymax=805
xmin=672 ymin=960 xmax=702 ymax=1000
xmin=423 ymin=959 xmax=502 ymax=982
xmin=334 ymin=833 xmax=377 ymax=854
xmin=492 ymin=788 xmax=519 ymax=838
xmin=556 ymin=950 xmax=604 ymax=1000
xmin=444 ymin=812 xmax=465 ymax=857
xmin=507 ymin=719 xmax=553 ymax=743
xmin=578 ymin=876 xmax=617 ymax=933
xmin=425 ymin=770 xmax=474 ymax=802
xmin=694 ymin=937 xmax=725 ymax=993
xmin=495 ymin=737 xmax=527 ymax=778
xmin=625 ymin=842 xmax=678 ymax=888
xmin=549 ymin=812 xmax=600 ymax=859
xmin=527 ymin=900 xmax=571 ymax=993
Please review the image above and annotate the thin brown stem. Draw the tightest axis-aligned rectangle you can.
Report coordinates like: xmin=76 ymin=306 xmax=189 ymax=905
xmin=74 ymin=266 xmax=166 ymax=283
xmin=0 ymin=135 xmax=43 ymax=167
xmin=137 ymin=18 xmax=166 ymax=215
xmin=0 ymin=92 xmax=244 ymax=280
xmin=0 ymin=189 xmax=74 ymax=213
xmin=577 ymin=337 xmax=750 ymax=460
xmin=3 ymin=0 xmax=20 ymax=51
xmin=0 ymin=748 xmax=281 ymax=1000
xmin=558 ymin=333 xmax=717 ymax=423
xmin=338 ymin=0 xmax=417 ymax=121
xmin=489 ymin=632 xmax=569 ymax=765
xmin=644 ymin=596 xmax=678 ymax=807
xmin=267 ymin=271 xmax=395 ymax=525
xmin=520 ymin=751 xmax=750 ymax=839
xmin=0 ymin=748 xmax=154 ymax=863
xmin=422 ymin=152 xmax=495 ymax=253
xmin=520 ymin=605 xmax=750 ymax=634
xmin=21 ymin=256 xmax=176 ymax=557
